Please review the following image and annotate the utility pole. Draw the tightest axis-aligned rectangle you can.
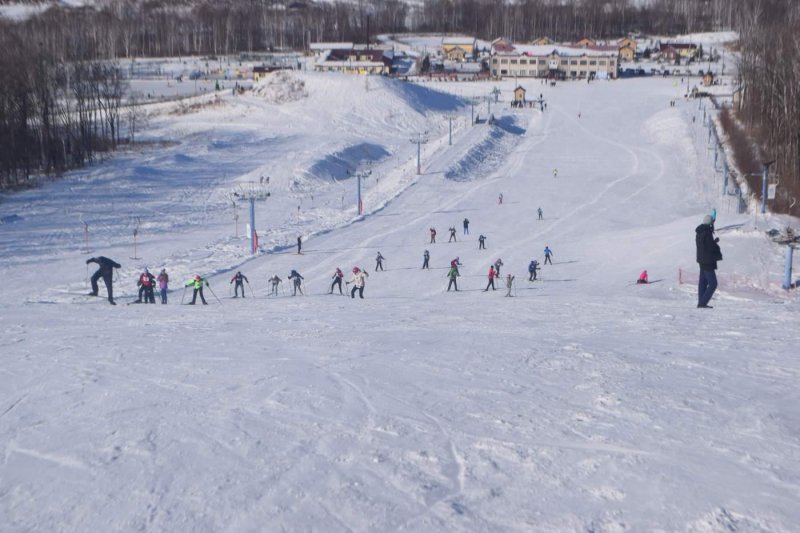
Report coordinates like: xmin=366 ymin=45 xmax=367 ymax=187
xmin=445 ymin=114 xmax=456 ymax=145
xmin=410 ymin=132 xmax=429 ymax=175
xmin=231 ymin=182 xmax=270 ymax=255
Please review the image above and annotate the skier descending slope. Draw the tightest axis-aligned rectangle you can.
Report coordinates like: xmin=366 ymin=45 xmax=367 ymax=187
xmin=268 ymin=274 xmax=282 ymax=296
xmin=375 ymin=252 xmax=385 ymax=272
xmin=429 ymin=228 xmax=437 ymax=244
xmin=288 ymin=270 xmax=304 ymax=296
xmin=543 ymin=246 xmax=553 ymax=265
xmin=185 ymin=275 xmax=209 ymax=305
xmin=528 ymin=260 xmax=539 ymax=281
xmin=446 ymin=264 xmax=460 ymax=292
xmin=230 ymin=271 xmax=249 ymax=298
xmin=505 ymin=274 xmax=515 ymax=297
xmin=484 ymin=265 xmax=497 ymax=291
xmin=448 ymin=226 xmax=457 ymax=243
xmin=86 ymin=256 xmax=121 ymax=305
xmin=422 ymin=250 xmax=430 ymax=269
xmin=348 ymin=267 xmax=369 ymax=299
xmin=478 ymin=234 xmax=486 ymax=250
xmin=494 ymin=258 xmax=504 ymax=276
xmin=329 ymin=268 xmax=344 ymax=294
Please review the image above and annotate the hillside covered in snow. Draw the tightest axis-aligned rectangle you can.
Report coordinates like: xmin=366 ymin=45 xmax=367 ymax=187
xmin=1 ymin=69 xmax=799 ymax=532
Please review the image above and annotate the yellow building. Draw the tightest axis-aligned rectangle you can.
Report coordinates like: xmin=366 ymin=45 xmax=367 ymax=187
xmin=442 ymin=37 xmax=476 ymax=57
xmin=532 ymin=37 xmax=553 ymax=46
xmin=513 ymin=86 xmax=526 ymax=103
xmin=574 ymin=37 xmax=596 ymax=48
xmin=619 ymin=45 xmax=636 ymax=62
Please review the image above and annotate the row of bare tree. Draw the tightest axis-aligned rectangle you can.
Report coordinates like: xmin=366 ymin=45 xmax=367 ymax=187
xmin=733 ymin=0 xmax=799 ymax=215
xmin=0 ymin=25 xmax=127 ymax=189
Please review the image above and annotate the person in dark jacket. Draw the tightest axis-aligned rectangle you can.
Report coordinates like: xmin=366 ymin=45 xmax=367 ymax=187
xmin=288 ymin=270 xmax=304 ymax=296
xmin=136 ymin=268 xmax=156 ymax=303
xmin=478 ymin=234 xmax=486 ymax=250
xmin=422 ymin=250 xmax=430 ymax=269
xmin=695 ymin=214 xmax=722 ymax=308
xmin=463 ymin=218 xmax=470 ymax=235
xmin=86 ymin=256 xmax=121 ymax=305
xmin=329 ymin=268 xmax=344 ymax=294
xmin=230 ymin=271 xmax=249 ymax=298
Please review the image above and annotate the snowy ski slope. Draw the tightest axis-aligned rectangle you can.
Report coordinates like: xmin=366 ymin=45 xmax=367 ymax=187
xmin=1 ymin=71 xmax=799 ymax=532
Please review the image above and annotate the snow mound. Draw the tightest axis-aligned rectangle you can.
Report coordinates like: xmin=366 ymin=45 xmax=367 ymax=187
xmin=252 ymin=71 xmax=308 ymax=103
xmin=445 ymin=116 xmax=524 ymax=182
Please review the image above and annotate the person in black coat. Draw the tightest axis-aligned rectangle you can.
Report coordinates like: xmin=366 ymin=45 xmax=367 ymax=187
xmin=86 ymin=256 xmax=121 ymax=305
xmin=695 ymin=214 xmax=722 ymax=308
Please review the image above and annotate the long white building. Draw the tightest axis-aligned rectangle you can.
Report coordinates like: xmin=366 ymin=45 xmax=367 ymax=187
xmin=491 ymin=43 xmax=619 ymax=80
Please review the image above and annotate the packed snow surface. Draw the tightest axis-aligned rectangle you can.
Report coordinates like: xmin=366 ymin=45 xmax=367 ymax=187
xmin=1 ymin=71 xmax=799 ymax=532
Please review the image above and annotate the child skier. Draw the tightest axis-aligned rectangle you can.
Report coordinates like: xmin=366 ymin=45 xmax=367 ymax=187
xmin=86 ymin=256 xmax=121 ymax=305
xmin=348 ymin=267 xmax=369 ymax=299
xmin=446 ymin=264 xmax=460 ymax=292
xmin=448 ymin=226 xmax=457 ymax=242
xmin=375 ymin=252 xmax=385 ymax=271
xmin=494 ymin=258 xmax=504 ymax=276
xmin=136 ymin=268 xmax=156 ymax=304
xmin=484 ymin=265 xmax=497 ymax=291
xmin=329 ymin=268 xmax=344 ymax=294
xmin=429 ymin=228 xmax=437 ymax=244
xmin=185 ymin=275 xmax=209 ymax=305
xmin=505 ymin=274 xmax=515 ymax=297
xmin=268 ymin=274 xmax=282 ymax=296
xmin=478 ymin=234 xmax=486 ymax=250
xmin=543 ymin=246 xmax=553 ymax=265
xmin=528 ymin=260 xmax=539 ymax=281
xmin=230 ymin=271 xmax=249 ymax=298
xmin=157 ymin=268 xmax=169 ymax=304
xmin=288 ymin=270 xmax=304 ymax=296
xmin=422 ymin=250 xmax=430 ymax=269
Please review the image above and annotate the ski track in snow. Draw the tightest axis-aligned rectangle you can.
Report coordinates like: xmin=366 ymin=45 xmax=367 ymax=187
xmin=1 ymin=72 xmax=799 ymax=531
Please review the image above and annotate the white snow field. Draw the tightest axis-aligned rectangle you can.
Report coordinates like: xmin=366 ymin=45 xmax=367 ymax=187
xmin=1 ymin=71 xmax=799 ymax=532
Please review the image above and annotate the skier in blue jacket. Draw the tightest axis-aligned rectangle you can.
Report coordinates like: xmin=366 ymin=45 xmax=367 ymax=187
xmin=528 ymin=260 xmax=539 ymax=281
xmin=543 ymin=246 xmax=553 ymax=265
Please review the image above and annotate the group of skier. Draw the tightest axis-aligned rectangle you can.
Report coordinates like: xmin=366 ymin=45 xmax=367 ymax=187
xmin=83 ymin=205 xmax=722 ymax=308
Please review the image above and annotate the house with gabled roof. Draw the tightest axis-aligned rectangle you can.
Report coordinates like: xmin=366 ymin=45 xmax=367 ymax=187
xmin=490 ymin=41 xmax=618 ymax=80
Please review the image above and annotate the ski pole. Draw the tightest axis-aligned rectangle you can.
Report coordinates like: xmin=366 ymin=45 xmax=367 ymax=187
xmin=248 ymin=282 xmax=255 ymax=299
xmin=207 ymin=284 xmax=222 ymax=304
xmin=181 ymin=286 xmax=187 ymax=304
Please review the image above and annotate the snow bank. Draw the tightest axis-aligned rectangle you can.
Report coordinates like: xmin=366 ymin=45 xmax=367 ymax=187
xmin=251 ymin=71 xmax=308 ymax=103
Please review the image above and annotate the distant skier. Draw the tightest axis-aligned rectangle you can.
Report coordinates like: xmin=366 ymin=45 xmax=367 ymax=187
xmin=494 ymin=258 xmax=504 ymax=276
xmin=450 ymin=257 xmax=462 ymax=274
xmin=637 ymin=270 xmax=649 ymax=284
xmin=329 ymin=268 xmax=344 ymax=294
xmin=185 ymin=274 xmax=209 ymax=305
xmin=136 ymin=268 xmax=156 ymax=303
xmin=429 ymin=227 xmax=437 ymax=244
xmin=553 ymin=168 xmax=558 ymax=178
xmin=157 ymin=268 xmax=169 ymax=304
xmin=505 ymin=274 xmax=515 ymax=297
xmin=268 ymin=274 xmax=282 ymax=296
xmin=375 ymin=252 xmax=385 ymax=271
xmin=463 ymin=218 xmax=470 ymax=235
xmin=86 ymin=256 xmax=121 ymax=305
xmin=422 ymin=250 xmax=430 ymax=269
xmin=448 ymin=226 xmax=457 ymax=242
xmin=296 ymin=236 xmax=302 ymax=254
xmin=446 ymin=264 xmax=460 ymax=292
xmin=537 ymin=207 xmax=543 ymax=220
xmin=478 ymin=234 xmax=486 ymax=250
xmin=543 ymin=246 xmax=553 ymax=265
xmin=288 ymin=269 xmax=304 ymax=296
xmin=230 ymin=271 xmax=249 ymax=298
xmin=484 ymin=265 xmax=497 ymax=291
xmin=348 ymin=267 xmax=369 ymax=299
xmin=696 ymin=214 xmax=722 ymax=308
xmin=498 ymin=193 xmax=503 ymax=204
xmin=528 ymin=260 xmax=539 ymax=281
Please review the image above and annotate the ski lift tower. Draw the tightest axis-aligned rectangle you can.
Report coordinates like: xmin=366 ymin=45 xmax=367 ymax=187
xmin=347 ymin=163 xmax=372 ymax=215
xmin=410 ymin=132 xmax=429 ymax=175
xmin=231 ymin=181 xmax=270 ymax=255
